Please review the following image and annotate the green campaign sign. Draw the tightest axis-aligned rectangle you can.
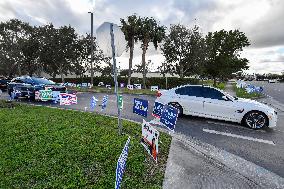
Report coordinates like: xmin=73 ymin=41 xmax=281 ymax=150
xmin=40 ymin=90 xmax=53 ymax=101
xmin=118 ymin=95 xmax=123 ymax=110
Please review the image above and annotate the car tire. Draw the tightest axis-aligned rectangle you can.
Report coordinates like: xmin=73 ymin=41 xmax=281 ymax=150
xmin=168 ymin=102 xmax=183 ymax=117
xmin=243 ymin=111 xmax=268 ymax=129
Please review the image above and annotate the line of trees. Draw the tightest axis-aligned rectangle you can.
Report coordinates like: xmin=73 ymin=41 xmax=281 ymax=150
xmin=1 ymin=15 xmax=251 ymax=87
xmin=0 ymin=19 xmax=109 ymax=82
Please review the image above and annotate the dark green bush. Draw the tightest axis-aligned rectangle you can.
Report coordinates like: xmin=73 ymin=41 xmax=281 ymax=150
xmin=52 ymin=77 xmax=199 ymax=89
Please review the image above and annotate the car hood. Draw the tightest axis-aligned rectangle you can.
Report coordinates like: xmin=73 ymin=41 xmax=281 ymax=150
xmin=236 ymin=98 xmax=274 ymax=112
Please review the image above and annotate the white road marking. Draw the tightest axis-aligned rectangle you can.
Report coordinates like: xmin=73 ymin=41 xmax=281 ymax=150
xmin=203 ymin=128 xmax=275 ymax=145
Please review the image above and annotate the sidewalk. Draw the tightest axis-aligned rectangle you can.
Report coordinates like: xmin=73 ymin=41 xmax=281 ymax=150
xmin=162 ymin=132 xmax=284 ymax=189
xmin=224 ymin=82 xmax=236 ymax=96
xmin=163 ymin=137 xmax=259 ymax=189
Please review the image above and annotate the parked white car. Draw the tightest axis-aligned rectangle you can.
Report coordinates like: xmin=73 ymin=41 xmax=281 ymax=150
xmin=268 ymin=79 xmax=277 ymax=83
xmin=155 ymin=85 xmax=277 ymax=129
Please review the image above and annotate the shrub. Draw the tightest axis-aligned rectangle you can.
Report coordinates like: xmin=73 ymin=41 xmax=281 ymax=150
xmin=52 ymin=77 xmax=199 ymax=89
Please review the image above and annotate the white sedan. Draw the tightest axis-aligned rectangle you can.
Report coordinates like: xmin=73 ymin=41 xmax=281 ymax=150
xmin=155 ymin=85 xmax=277 ymax=129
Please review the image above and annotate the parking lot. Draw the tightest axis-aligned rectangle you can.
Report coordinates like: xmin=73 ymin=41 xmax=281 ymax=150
xmin=1 ymin=87 xmax=284 ymax=178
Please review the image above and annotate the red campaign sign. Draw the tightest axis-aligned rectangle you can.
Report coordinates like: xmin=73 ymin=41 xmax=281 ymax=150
xmin=59 ymin=93 xmax=77 ymax=105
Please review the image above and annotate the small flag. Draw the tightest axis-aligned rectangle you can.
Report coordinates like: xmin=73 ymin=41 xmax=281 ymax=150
xmin=101 ymin=95 xmax=109 ymax=111
xmin=90 ymin=96 xmax=98 ymax=111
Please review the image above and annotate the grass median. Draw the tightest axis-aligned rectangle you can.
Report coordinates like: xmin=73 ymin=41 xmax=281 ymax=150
xmin=0 ymin=101 xmax=171 ymax=188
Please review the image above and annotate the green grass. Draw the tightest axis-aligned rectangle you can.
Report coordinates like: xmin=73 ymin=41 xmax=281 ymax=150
xmin=233 ymin=84 xmax=262 ymax=99
xmin=199 ymin=80 xmax=226 ymax=90
xmin=0 ymin=102 xmax=171 ymax=188
xmin=69 ymin=87 xmax=157 ymax=96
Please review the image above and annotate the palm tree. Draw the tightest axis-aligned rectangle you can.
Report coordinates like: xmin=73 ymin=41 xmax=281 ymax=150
xmin=120 ymin=14 xmax=140 ymax=85
xmin=137 ymin=17 xmax=165 ymax=88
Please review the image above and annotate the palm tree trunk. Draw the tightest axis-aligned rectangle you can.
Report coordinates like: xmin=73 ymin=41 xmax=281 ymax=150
xmin=142 ymin=46 xmax=147 ymax=89
xmin=180 ymin=64 xmax=184 ymax=79
xmin=127 ymin=39 xmax=134 ymax=85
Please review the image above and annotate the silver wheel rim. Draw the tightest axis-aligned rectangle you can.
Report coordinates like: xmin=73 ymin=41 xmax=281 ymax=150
xmin=246 ymin=112 xmax=266 ymax=129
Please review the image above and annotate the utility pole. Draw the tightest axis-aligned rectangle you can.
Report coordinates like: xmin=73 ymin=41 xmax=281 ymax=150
xmin=88 ymin=12 xmax=94 ymax=87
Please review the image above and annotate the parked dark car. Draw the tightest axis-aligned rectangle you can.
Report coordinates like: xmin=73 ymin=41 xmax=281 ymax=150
xmin=7 ymin=76 xmax=66 ymax=99
xmin=0 ymin=79 xmax=11 ymax=91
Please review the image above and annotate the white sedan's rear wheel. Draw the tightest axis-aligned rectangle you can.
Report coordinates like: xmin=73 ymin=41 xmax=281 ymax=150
xmin=243 ymin=111 xmax=268 ymax=129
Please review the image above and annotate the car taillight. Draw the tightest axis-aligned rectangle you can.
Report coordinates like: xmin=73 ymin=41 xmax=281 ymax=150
xmin=156 ymin=91 xmax=162 ymax=97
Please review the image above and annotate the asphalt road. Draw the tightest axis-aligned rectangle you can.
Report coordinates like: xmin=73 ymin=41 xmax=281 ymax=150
xmin=1 ymin=91 xmax=284 ymax=178
xmin=247 ymin=81 xmax=284 ymax=104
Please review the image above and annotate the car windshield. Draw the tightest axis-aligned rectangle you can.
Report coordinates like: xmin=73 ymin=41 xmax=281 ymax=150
xmin=31 ymin=78 xmax=55 ymax=85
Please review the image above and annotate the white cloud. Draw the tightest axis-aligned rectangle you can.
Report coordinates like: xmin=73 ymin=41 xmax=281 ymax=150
xmin=0 ymin=0 xmax=284 ymax=74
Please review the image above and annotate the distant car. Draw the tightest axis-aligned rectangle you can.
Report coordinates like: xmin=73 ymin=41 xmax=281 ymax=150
xmin=7 ymin=76 xmax=66 ymax=99
xmin=0 ymin=79 xmax=10 ymax=91
xmin=268 ymin=79 xmax=277 ymax=83
xmin=155 ymin=85 xmax=277 ymax=129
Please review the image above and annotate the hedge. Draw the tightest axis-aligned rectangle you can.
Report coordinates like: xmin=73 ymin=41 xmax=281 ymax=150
xmin=51 ymin=77 xmax=199 ymax=89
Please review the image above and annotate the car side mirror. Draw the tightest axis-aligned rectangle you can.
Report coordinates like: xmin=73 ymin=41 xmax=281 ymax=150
xmin=222 ymin=96 xmax=229 ymax=101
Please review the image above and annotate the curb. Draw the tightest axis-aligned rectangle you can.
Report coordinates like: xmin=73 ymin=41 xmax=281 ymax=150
xmin=171 ymin=132 xmax=284 ymax=189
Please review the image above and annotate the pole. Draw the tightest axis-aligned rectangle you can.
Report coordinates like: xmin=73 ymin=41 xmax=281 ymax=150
xmin=89 ymin=12 xmax=94 ymax=87
xmin=110 ymin=23 xmax=122 ymax=135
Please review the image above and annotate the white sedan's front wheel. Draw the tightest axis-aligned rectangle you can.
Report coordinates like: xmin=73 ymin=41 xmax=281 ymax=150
xmin=243 ymin=111 xmax=268 ymax=129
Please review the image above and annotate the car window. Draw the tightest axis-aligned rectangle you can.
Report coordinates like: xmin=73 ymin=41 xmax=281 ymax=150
xmin=175 ymin=86 xmax=203 ymax=97
xmin=13 ymin=79 xmax=24 ymax=83
xmin=175 ymin=87 xmax=187 ymax=95
xmin=203 ymin=87 xmax=224 ymax=100
xmin=31 ymin=78 xmax=55 ymax=85
xmin=187 ymin=86 xmax=203 ymax=97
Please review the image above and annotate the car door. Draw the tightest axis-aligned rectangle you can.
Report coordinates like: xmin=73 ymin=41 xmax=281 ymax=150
xmin=175 ymin=86 xmax=204 ymax=116
xmin=202 ymin=87 xmax=237 ymax=121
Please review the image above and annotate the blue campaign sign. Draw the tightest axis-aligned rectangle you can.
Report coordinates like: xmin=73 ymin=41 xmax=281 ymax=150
xmin=90 ymin=96 xmax=98 ymax=111
xmin=133 ymin=98 xmax=148 ymax=117
xmin=152 ymin=102 xmax=164 ymax=118
xmin=115 ymin=137 xmax=131 ymax=189
xmin=101 ymin=95 xmax=109 ymax=111
xmin=160 ymin=105 xmax=179 ymax=131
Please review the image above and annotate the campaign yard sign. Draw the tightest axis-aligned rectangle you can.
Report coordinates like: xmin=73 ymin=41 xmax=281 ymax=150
xmin=141 ymin=120 xmax=159 ymax=162
xmin=115 ymin=137 xmax=131 ymax=189
xmin=90 ymin=96 xmax=98 ymax=111
xmin=118 ymin=95 xmax=123 ymax=110
xmin=52 ymin=91 xmax=61 ymax=103
xmin=160 ymin=104 xmax=179 ymax=131
xmin=134 ymin=84 xmax=142 ymax=89
xmin=133 ymin=98 xmax=148 ymax=117
xmin=82 ymin=83 xmax=88 ymax=87
xmin=120 ymin=83 xmax=125 ymax=88
xmin=152 ymin=102 xmax=164 ymax=118
xmin=151 ymin=86 xmax=159 ymax=91
xmin=60 ymin=93 xmax=77 ymax=105
xmin=39 ymin=90 xmax=53 ymax=101
xmin=127 ymin=85 xmax=133 ymax=90
xmin=35 ymin=91 xmax=40 ymax=100
xmin=101 ymin=95 xmax=109 ymax=111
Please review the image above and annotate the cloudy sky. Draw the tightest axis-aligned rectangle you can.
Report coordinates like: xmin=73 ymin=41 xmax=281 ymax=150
xmin=1 ymin=0 xmax=284 ymax=74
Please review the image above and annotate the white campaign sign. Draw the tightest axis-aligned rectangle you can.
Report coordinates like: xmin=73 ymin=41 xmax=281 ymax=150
xmin=151 ymin=86 xmax=159 ymax=91
xmin=134 ymin=84 xmax=142 ymax=89
xmin=127 ymin=85 xmax=133 ymax=90
xmin=96 ymin=22 xmax=127 ymax=57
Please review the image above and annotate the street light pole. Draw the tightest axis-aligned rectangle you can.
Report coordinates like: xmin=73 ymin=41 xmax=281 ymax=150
xmin=110 ymin=23 xmax=122 ymax=135
xmin=88 ymin=12 xmax=94 ymax=87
